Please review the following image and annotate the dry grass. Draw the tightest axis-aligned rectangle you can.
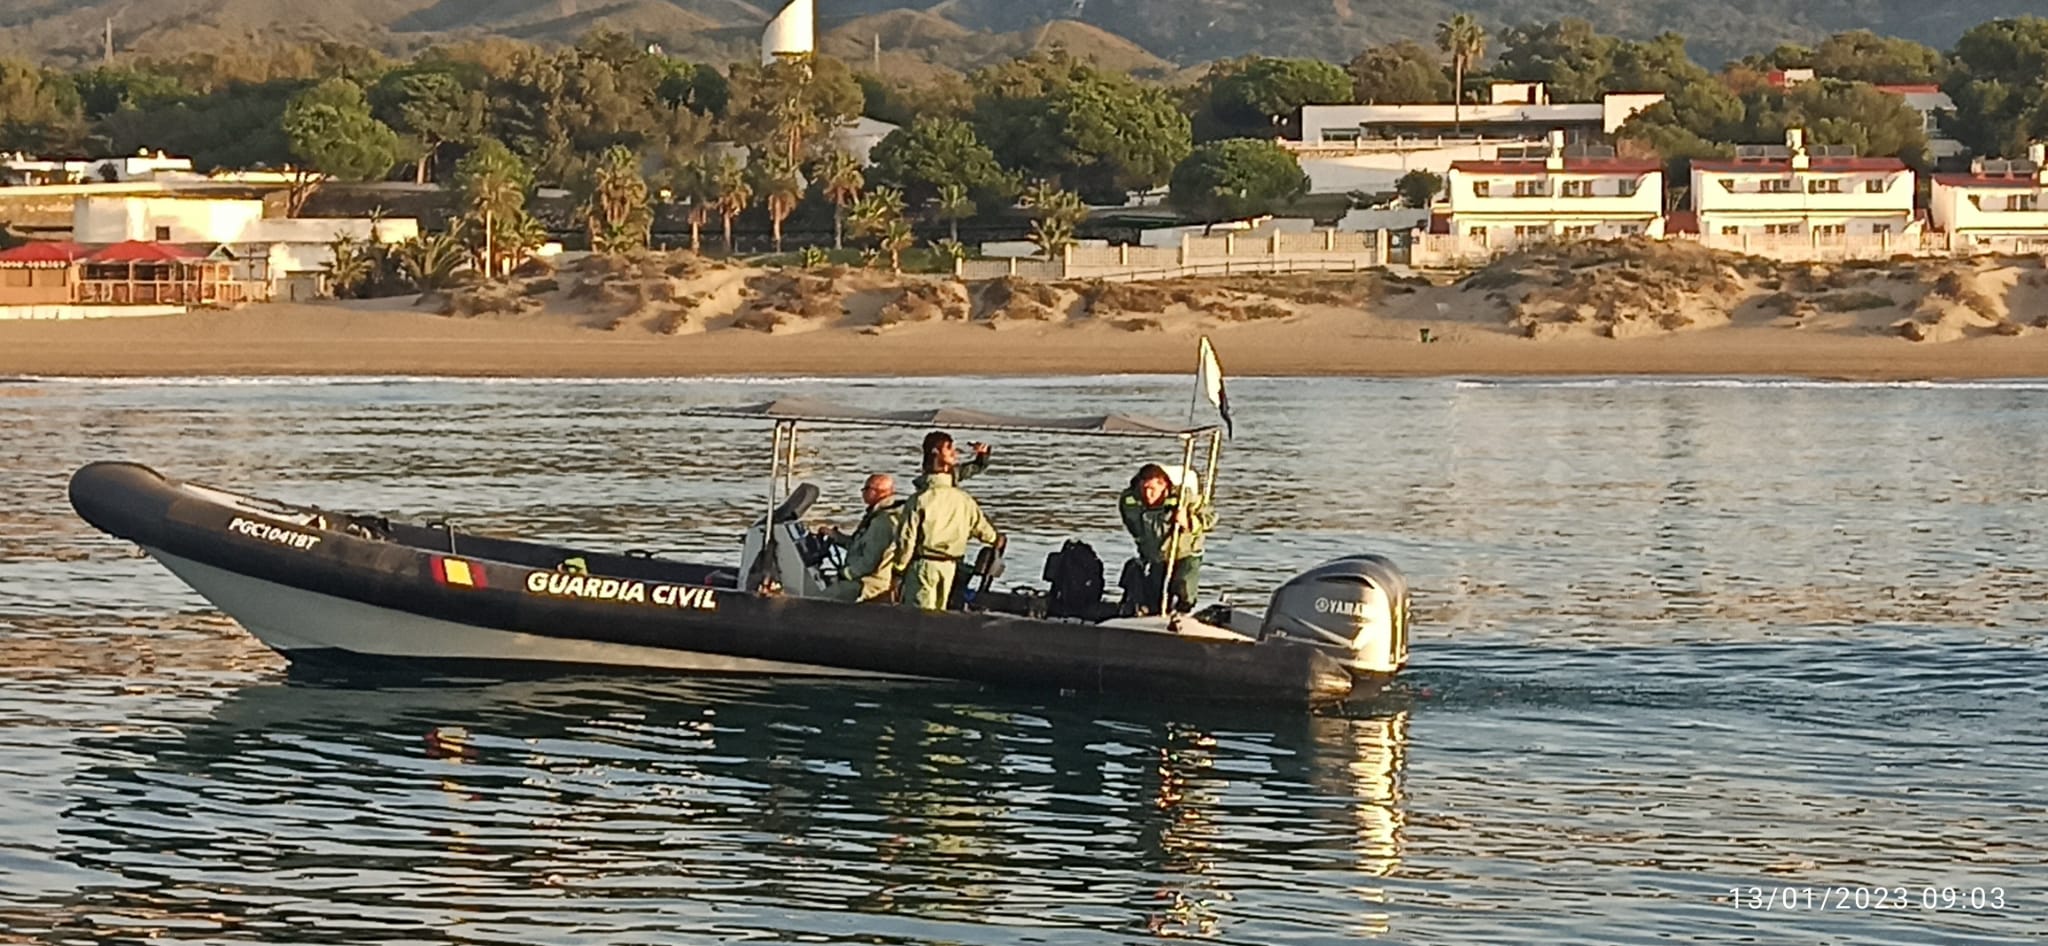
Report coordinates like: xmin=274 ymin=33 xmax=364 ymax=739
xmin=974 ymin=277 xmax=1066 ymax=321
xmin=1077 ymin=280 xmax=1174 ymax=314
xmin=1814 ymin=290 xmax=1895 ymax=312
xmin=741 ymin=271 xmax=845 ymax=323
xmin=1928 ymin=270 xmax=2002 ymax=319
xmin=730 ymin=307 xmax=788 ymax=332
xmin=877 ymin=282 xmax=969 ymax=326
xmin=436 ymin=282 xmax=543 ymax=318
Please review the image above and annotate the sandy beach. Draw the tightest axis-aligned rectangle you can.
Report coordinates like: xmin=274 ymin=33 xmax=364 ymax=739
xmin=4 ymin=246 xmax=2045 ymax=380
xmin=4 ymin=305 xmax=2046 ymax=379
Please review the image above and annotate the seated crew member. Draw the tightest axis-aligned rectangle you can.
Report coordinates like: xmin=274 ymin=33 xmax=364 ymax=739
xmin=819 ymin=473 xmax=907 ymax=603
xmin=1118 ymin=463 xmax=1216 ymax=615
xmin=890 ymin=444 xmax=1001 ymax=610
xmin=911 ymin=430 xmax=991 ymax=492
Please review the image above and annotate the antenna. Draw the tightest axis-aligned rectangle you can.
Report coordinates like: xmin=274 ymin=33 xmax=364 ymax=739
xmin=103 ymin=17 xmax=113 ymax=65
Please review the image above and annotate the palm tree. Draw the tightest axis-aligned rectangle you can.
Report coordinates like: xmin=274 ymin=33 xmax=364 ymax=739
xmin=452 ymin=139 xmax=533 ymax=278
xmin=672 ymin=159 xmax=717 ymax=254
xmin=878 ymin=218 xmax=915 ymax=273
xmin=933 ymin=183 xmax=975 ymax=243
xmin=1028 ymin=215 xmax=1076 ymax=258
xmin=712 ymin=157 xmax=753 ymax=255
xmin=1435 ymin=14 xmax=1487 ymax=133
xmin=816 ymin=148 xmax=863 ymax=250
xmin=1019 ymin=179 xmax=1065 ymax=216
xmin=325 ymin=235 xmax=372 ymax=298
xmin=395 ymin=231 xmax=466 ymax=290
xmin=848 ymin=186 xmax=905 ymax=242
xmin=758 ymin=157 xmax=804 ymax=254
xmin=584 ymin=144 xmax=652 ymax=254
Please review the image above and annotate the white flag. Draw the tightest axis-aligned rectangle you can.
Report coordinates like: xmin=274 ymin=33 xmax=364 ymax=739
xmin=1197 ymin=336 xmax=1232 ymax=437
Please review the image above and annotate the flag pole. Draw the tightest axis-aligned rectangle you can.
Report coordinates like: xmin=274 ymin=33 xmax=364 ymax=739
xmin=1187 ymin=339 xmax=1204 ymax=427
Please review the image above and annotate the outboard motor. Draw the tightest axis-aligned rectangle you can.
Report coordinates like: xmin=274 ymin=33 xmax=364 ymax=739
xmin=1260 ymin=554 xmax=1410 ymax=676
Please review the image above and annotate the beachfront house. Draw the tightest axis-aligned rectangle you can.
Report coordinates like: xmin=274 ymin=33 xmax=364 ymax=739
xmin=1288 ymin=84 xmax=1665 ymax=195
xmin=1689 ymin=129 xmax=1919 ymax=259
xmin=0 ymin=241 xmax=88 ymax=306
xmin=1928 ymin=145 xmax=2048 ymax=253
xmin=1413 ymin=130 xmax=1665 ymax=264
xmin=73 ymin=195 xmax=418 ymax=298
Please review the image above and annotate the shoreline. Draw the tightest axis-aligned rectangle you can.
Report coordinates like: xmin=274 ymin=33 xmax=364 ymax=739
xmin=3 ymin=297 xmax=2046 ymax=383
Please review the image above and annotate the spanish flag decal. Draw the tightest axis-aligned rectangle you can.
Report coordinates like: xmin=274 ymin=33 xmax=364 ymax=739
xmin=432 ymin=556 xmax=486 ymax=589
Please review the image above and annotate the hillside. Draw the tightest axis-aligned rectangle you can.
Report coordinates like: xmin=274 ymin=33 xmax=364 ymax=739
xmin=0 ymin=0 xmax=2037 ymax=70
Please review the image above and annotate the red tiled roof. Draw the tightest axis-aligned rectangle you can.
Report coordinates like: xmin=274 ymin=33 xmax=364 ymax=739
xmin=1931 ymin=173 xmax=2043 ymax=189
xmin=86 ymin=240 xmax=204 ymax=263
xmin=1663 ymin=212 xmax=1699 ymax=234
xmin=0 ymin=241 xmax=88 ymax=265
xmin=1876 ymin=84 xmax=1942 ymax=95
xmin=1452 ymin=158 xmax=1663 ymax=174
xmin=1692 ymin=157 xmax=1908 ymax=173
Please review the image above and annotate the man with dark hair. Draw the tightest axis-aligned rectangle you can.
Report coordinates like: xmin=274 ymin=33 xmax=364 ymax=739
xmin=1118 ymin=463 xmax=1216 ymax=614
xmin=912 ymin=430 xmax=991 ymax=492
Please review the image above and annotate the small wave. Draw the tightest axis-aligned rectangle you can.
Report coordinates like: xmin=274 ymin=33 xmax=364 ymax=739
xmin=1454 ymin=376 xmax=2048 ymax=391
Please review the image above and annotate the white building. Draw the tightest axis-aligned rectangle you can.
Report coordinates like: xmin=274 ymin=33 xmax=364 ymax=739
xmin=1431 ymin=131 xmax=1665 ymax=254
xmin=1291 ymin=83 xmax=1665 ymax=195
xmin=1294 ymin=138 xmax=1534 ymax=196
xmin=1299 ymin=83 xmax=1664 ymax=146
xmin=1689 ymin=129 xmax=1918 ymax=253
xmin=1877 ymin=84 xmax=1965 ymax=162
xmin=1 ymin=151 xmax=194 ymax=186
xmin=1930 ymin=145 xmax=2048 ymax=250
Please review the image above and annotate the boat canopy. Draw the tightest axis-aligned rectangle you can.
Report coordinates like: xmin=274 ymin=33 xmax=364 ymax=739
xmin=681 ymin=397 xmax=1219 ymax=439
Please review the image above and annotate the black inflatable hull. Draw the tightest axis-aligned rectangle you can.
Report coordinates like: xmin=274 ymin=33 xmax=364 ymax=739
xmin=69 ymin=462 xmax=1377 ymax=706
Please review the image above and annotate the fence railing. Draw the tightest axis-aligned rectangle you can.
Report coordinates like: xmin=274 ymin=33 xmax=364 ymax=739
xmin=958 ymin=229 xmax=1387 ymax=282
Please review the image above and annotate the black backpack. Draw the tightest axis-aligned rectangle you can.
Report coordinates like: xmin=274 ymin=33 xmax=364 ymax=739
xmin=1043 ymin=540 xmax=1105 ymax=618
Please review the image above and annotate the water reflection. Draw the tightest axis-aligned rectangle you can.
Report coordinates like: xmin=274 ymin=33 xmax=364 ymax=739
xmin=32 ymin=677 xmax=1409 ymax=944
xmin=9 ymin=376 xmax=2048 ymax=944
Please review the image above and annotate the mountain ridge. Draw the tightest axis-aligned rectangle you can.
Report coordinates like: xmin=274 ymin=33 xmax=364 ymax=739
xmin=0 ymin=0 xmax=2038 ymax=72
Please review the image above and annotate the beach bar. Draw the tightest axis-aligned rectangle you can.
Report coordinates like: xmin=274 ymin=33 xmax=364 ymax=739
xmin=0 ymin=240 xmax=88 ymax=305
xmin=74 ymin=241 xmax=266 ymax=306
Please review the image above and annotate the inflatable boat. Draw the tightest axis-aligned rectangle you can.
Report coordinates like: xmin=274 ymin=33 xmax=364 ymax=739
xmin=67 ymin=399 xmax=1411 ymax=706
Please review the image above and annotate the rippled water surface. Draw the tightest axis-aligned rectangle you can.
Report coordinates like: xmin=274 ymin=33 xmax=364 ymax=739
xmin=2 ymin=375 xmax=2044 ymax=944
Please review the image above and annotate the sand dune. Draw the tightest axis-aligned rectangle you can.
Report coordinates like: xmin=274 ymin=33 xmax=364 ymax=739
xmin=4 ymin=246 xmax=2045 ymax=380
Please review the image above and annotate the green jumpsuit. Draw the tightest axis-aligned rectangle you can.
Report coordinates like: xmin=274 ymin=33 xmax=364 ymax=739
xmin=890 ymin=472 xmax=1000 ymax=610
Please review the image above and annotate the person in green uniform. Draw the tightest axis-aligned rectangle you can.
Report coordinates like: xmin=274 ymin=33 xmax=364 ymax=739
xmin=819 ymin=473 xmax=906 ymax=603
xmin=911 ymin=430 xmax=991 ymax=492
xmin=1118 ymin=463 xmax=1216 ymax=614
xmin=891 ymin=445 xmax=1001 ymax=610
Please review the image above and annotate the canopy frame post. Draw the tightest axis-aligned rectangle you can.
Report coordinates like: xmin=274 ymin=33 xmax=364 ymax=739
xmin=783 ymin=424 xmax=799 ymax=497
xmin=757 ymin=420 xmax=790 ymax=592
xmin=1201 ymin=428 xmax=1223 ymax=505
xmin=1159 ymin=432 xmax=1198 ymax=619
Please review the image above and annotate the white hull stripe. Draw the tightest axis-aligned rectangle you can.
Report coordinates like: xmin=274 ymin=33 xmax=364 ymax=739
xmin=146 ymin=549 xmax=923 ymax=679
